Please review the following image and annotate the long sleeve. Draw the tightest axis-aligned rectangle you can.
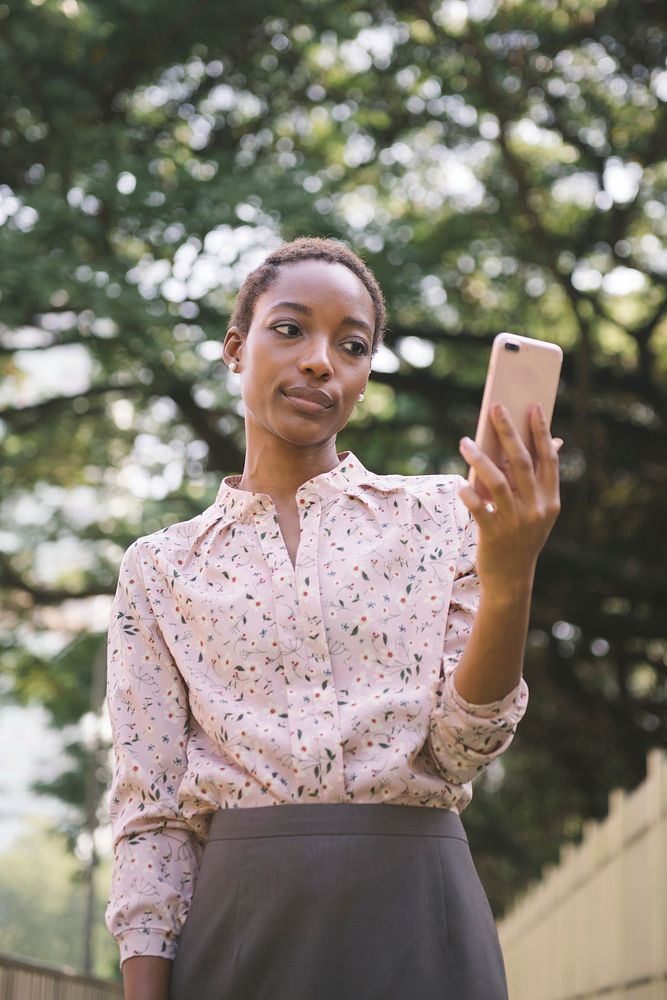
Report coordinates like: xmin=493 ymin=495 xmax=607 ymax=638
xmin=427 ymin=497 xmax=529 ymax=788
xmin=104 ymin=540 xmax=208 ymax=966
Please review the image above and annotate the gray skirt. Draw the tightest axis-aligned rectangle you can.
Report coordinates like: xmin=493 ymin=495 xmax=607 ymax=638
xmin=169 ymin=803 xmax=508 ymax=1000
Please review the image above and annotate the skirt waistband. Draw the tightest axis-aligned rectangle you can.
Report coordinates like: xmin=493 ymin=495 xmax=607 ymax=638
xmin=207 ymin=802 xmax=467 ymax=842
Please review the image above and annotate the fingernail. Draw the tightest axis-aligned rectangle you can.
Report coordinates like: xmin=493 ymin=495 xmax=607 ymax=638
xmin=493 ymin=404 xmax=506 ymax=420
xmin=460 ymin=436 xmax=476 ymax=452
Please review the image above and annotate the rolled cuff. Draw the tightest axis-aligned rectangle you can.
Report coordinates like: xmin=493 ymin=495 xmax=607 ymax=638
xmin=428 ymin=672 xmax=529 ymax=784
xmin=117 ymin=926 xmax=179 ymax=968
xmin=447 ymin=671 xmax=529 ymax=729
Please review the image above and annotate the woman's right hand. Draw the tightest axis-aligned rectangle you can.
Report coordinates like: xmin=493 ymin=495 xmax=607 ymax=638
xmin=122 ymin=955 xmax=173 ymax=1000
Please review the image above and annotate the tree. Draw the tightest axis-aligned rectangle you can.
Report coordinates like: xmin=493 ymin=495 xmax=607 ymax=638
xmin=1 ymin=0 xmax=666 ymax=919
xmin=0 ymin=819 xmax=120 ymax=980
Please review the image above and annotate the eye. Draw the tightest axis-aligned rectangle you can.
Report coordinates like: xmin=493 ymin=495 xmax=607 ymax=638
xmin=273 ymin=322 xmax=301 ymax=338
xmin=343 ymin=340 xmax=370 ymax=357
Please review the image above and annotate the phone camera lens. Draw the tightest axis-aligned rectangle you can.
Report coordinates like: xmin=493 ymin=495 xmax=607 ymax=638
xmin=505 ymin=342 xmax=520 ymax=352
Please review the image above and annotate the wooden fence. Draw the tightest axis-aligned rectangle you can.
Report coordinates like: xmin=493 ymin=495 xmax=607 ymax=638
xmin=497 ymin=748 xmax=667 ymax=1000
xmin=0 ymin=952 xmax=122 ymax=999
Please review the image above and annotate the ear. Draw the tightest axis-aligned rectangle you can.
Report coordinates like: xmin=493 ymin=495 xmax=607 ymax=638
xmin=223 ymin=325 xmax=245 ymax=369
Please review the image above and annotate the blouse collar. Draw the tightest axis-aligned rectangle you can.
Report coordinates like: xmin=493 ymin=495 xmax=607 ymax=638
xmin=208 ymin=450 xmax=375 ymax=524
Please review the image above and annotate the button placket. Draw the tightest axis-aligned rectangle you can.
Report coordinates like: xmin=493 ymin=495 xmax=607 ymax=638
xmin=290 ymin=493 xmax=346 ymax=800
xmin=253 ymin=505 xmax=302 ymax=669
xmin=252 ymin=498 xmax=345 ymax=800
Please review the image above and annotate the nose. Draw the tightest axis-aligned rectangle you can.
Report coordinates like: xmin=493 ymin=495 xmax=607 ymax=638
xmin=299 ymin=336 xmax=334 ymax=379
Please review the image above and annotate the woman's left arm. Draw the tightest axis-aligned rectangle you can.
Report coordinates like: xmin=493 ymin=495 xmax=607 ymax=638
xmin=453 ymin=402 xmax=562 ymax=705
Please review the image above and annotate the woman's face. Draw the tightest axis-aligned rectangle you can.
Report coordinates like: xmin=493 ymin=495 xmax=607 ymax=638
xmin=224 ymin=259 xmax=375 ymax=449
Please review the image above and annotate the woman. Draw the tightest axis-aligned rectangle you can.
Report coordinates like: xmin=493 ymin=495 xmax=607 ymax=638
xmin=105 ymin=236 xmax=562 ymax=1000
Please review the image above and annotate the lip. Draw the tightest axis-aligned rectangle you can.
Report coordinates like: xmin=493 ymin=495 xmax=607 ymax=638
xmin=282 ymin=386 xmax=334 ymax=410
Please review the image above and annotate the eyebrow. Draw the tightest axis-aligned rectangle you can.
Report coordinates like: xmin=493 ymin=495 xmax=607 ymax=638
xmin=269 ymin=301 xmax=373 ymax=338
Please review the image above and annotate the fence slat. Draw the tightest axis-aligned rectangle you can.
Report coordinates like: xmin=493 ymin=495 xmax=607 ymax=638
xmin=498 ymin=749 xmax=667 ymax=1000
xmin=0 ymin=953 xmax=122 ymax=1000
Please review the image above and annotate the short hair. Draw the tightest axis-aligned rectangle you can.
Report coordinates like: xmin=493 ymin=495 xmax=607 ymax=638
xmin=228 ymin=236 xmax=386 ymax=355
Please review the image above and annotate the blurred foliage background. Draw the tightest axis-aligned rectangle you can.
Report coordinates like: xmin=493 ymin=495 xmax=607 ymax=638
xmin=1 ymin=0 xmax=666 ymax=980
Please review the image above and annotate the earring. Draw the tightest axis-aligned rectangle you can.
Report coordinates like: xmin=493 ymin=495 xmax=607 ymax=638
xmin=229 ymin=361 xmax=238 ymax=373
xmin=357 ymin=392 xmax=365 ymax=401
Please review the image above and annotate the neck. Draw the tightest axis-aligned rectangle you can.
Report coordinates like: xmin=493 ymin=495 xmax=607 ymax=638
xmin=236 ymin=437 xmax=343 ymax=497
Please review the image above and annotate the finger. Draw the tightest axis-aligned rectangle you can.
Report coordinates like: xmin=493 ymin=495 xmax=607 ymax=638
xmin=457 ymin=483 xmax=500 ymax=523
xmin=459 ymin=436 xmax=513 ymax=509
xmin=531 ymin=405 xmax=560 ymax=494
xmin=530 ymin=404 xmax=558 ymax=456
xmin=490 ymin=404 xmax=538 ymax=504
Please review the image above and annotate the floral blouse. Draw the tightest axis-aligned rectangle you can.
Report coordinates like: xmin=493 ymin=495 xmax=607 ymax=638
xmin=104 ymin=450 xmax=528 ymax=965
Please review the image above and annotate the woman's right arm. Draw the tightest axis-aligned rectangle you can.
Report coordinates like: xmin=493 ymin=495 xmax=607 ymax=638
xmin=105 ymin=540 xmax=204 ymax=969
xmin=122 ymin=956 xmax=173 ymax=1000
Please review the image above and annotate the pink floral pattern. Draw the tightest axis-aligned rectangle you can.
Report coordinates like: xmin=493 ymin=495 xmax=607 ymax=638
xmin=105 ymin=450 xmax=528 ymax=964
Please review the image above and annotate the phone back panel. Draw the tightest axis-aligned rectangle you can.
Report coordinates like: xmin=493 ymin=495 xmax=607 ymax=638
xmin=472 ymin=333 xmax=563 ymax=488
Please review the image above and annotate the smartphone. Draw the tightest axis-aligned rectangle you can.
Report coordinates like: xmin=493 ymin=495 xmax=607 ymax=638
xmin=468 ymin=332 xmax=563 ymax=498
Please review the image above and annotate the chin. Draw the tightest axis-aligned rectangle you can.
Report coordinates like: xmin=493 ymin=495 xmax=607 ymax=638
xmin=272 ymin=417 xmax=345 ymax=447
